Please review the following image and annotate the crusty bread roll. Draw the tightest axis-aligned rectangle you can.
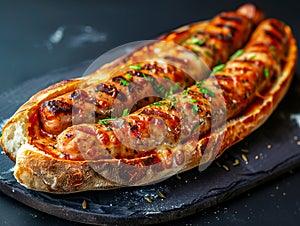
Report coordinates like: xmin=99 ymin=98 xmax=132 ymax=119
xmin=0 ymin=5 xmax=296 ymax=194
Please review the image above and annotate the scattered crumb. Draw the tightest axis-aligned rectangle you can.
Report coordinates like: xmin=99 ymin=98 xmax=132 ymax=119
xmin=82 ymin=200 xmax=87 ymax=209
xmin=176 ymin=174 xmax=181 ymax=180
xmin=297 ymin=141 xmax=300 ymax=146
xmin=144 ymin=196 xmax=153 ymax=203
xmin=241 ymin=148 xmax=249 ymax=153
xmin=232 ymin=159 xmax=240 ymax=166
xmin=157 ymin=191 xmax=166 ymax=199
xmin=293 ymin=135 xmax=298 ymax=141
xmin=267 ymin=144 xmax=272 ymax=149
xmin=222 ymin=164 xmax=230 ymax=171
xmin=242 ymin=154 xmax=249 ymax=164
xmin=215 ymin=161 xmax=222 ymax=168
xmin=255 ymin=155 xmax=259 ymax=160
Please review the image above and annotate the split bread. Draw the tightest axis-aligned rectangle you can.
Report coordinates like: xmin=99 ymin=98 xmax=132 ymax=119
xmin=0 ymin=5 xmax=297 ymax=193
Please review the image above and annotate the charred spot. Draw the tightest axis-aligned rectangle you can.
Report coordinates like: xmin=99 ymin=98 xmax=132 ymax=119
xmin=66 ymin=133 xmax=73 ymax=138
xmin=144 ymin=155 xmax=156 ymax=166
xmin=89 ymin=97 xmax=100 ymax=107
xmin=116 ymin=91 xmax=127 ymax=102
xmin=130 ymin=125 xmax=138 ymax=131
xmin=112 ymin=76 xmax=125 ymax=82
xmin=141 ymin=108 xmax=173 ymax=120
xmin=91 ymin=111 xmax=100 ymax=117
xmin=143 ymin=63 xmax=164 ymax=73
xmin=43 ymin=100 xmax=72 ymax=114
xmin=95 ymin=83 xmax=118 ymax=98
xmin=217 ymin=33 xmax=233 ymax=42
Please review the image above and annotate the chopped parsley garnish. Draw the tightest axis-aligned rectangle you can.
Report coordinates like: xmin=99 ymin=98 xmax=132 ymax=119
xmin=212 ymin=43 xmax=217 ymax=53
xmin=129 ymin=64 xmax=142 ymax=70
xmin=249 ymin=54 xmax=256 ymax=60
xmin=230 ymin=49 xmax=244 ymax=60
xmin=196 ymin=81 xmax=215 ymax=97
xmin=170 ymin=96 xmax=178 ymax=108
xmin=204 ymin=50 xmax=212 ymax=57
xmin=150 ymin=101 xmax=166 ymax=107
xmin=98 ymin=118 xmax=116 ymax=125
xmin=191 ymin=37 xmax=206 ymax=46
xmin=216 ymin=59 xmax=222 ymax=66
xmin=165 ymin=82 xmax=181 ymax=98
xmin=192 ymin=105 xmax=199 ymax=115
xmin=122 ymin=108 xmax=129 ymax=117
xmin=189 ymin=99 xmax=198 ymax=103
xmin=125 ymin=73 xmax=132 ymax=79
xmin=264 ymin=68 xmax=270 ymax=78
xmin=184 ymin=87 xmax=191 ymax=94
xmin=211 ymin=64 xmax=225 ymax=74
xmin=120 ymin=79 xmax=130 ymax=86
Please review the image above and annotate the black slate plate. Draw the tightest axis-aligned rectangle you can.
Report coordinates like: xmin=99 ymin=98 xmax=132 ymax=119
xmin=0 ymin=64 xmax=300 ymax=225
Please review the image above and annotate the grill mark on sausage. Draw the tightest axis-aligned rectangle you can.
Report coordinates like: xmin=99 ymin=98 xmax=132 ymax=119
xmin=197 ymin=31 xmax=233 ymax=42
xmin=270 ymin=21 xmax=285 ymax=36
xmin=214 ymin=23 xmax=238 ymax=32
xmin=220 ymin=15 xmax=243 ymax=23
xmin=264 ymin=30 xmax=282 ymax=44
xmin=95 ymin=83 xmax=119 ymax=98
xmin=43 ymin=100 xmax=73 ymax=114
xmin=141 ymin=108 xmax=173 ymax=120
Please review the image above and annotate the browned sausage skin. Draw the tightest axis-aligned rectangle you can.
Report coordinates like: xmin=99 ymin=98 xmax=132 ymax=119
xmin=38 ymin=4 xmax=263 ymax=135
xmin=55 ymin=19 xmax=289 ymax=185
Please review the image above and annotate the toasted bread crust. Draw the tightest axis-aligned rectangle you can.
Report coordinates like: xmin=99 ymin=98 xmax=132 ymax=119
xmin=0 ymin=22 xmax=297 ymax=193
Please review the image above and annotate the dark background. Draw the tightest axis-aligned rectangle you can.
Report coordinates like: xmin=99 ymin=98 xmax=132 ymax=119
xmin=0 ymin=0 xmax=299 ymax=225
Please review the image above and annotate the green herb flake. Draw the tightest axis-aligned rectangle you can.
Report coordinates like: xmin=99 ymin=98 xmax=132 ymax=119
xmin=120 ymin=79 xmax=130 ymax=86
xmin=98 ymin=118 xmax=116 ymax=125
xmin=216 ymin=59 xmax=222 ymax=66
xmin=189 ymin=99 xmax=198 ymax=103
xmin=191 ymin=37 xmax=206 ymax=46
xmin=129 ymin=64 xmax=142 ymax=70
xmin=196 ymin=81 xmax=215 ymax=97
xmin=170 ymin=97 xmax=178 ymax=108
xmin=192 ymin=105 xmax=199 ymax=115
xmin=125 ymin=73 xmax=132 ymax=80
xmin=184 ymin=87 xmax=190 ymax=94
xmin=199 ymin=88 xmax=215 ymax=97
xmin=264 ymin=68 xmax=270 ymax=78
xmin=150 ymin=101 xmax=166 ymax=107
xmin=230 ymin=49 xmax=244 ymax=60
xmin=212 ymin=64 xmax=225 ymax=74
xmin=249 ymin=54 xmax=256 ymax=60
xmin=212 ymin=43 xmax=217 ymax=53
xmin=98 ymin=119 xmax=109 ymax=125
xmin=204 ymin=50 xmax=212 ymax=58
xmin=122 ymin=108 xmax=129 ymax=117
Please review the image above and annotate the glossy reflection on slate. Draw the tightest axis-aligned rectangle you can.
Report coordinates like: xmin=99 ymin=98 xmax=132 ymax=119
xmin=0 ymin=65 xmax=300 ymax=225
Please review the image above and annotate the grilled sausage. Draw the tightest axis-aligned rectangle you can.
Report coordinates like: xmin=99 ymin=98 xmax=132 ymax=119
xmin=56 ymin=19 xmax=289 ymax=185
xmin=38 ymin=4 xmax=264 ymax=135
